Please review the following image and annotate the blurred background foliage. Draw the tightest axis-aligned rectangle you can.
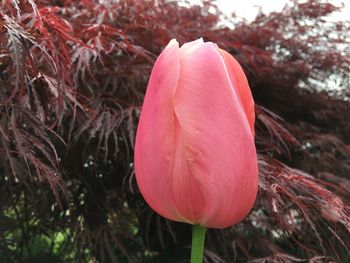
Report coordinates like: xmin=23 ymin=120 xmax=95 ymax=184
xmin=0 ymin=0 xmax=350 ymax=262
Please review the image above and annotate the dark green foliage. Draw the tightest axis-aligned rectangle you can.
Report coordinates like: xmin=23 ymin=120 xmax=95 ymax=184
xmin=0 ymin=0 xmax=349 ymax=262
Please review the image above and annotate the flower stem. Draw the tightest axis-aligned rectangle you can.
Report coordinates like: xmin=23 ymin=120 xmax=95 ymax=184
xmin=190 ymin=224 xmax=207 ymax=263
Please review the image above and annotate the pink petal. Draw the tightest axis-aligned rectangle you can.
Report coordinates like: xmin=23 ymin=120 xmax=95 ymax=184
xmin=134 ymin=39 xmax=189 ymax=223
xmin=219 ymin=49 xmax=255 ymax=136
xmin=171 ymin=41 xmax=258 ymax=228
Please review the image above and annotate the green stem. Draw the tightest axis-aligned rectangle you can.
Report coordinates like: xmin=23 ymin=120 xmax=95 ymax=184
xmin=190 ymin=225 xmax=207 ymax=263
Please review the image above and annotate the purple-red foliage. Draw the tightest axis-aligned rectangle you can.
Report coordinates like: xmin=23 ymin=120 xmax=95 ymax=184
xmin=0 ymin=0 xmax=350 ymax=262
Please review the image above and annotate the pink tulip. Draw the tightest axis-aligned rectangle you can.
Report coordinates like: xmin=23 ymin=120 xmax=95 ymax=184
xmin=134 ymin=38 xmax=258 ymax=229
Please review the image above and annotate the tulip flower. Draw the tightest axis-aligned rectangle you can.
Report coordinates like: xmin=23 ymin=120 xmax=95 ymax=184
xmin=134 ymin=38 xmax=258 ymax=262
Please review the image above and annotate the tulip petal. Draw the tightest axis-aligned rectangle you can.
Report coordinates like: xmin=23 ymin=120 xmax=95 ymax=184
xmin=134 ymin=39 xmax=189 ymax=223
xmin=219 ymin=49 xmax=255 ymax=135
xmin=135 ymin=39 xmax=259 ymax=228
xmin=180 ymin=38 xmax=204 ymax=55
xmin=171 ymin=41 xmax=258 ymax=228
